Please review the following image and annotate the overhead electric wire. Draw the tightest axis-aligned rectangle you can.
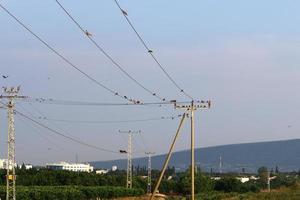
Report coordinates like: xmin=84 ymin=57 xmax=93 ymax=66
xmin=23 ymin=101 xmax=87 ymax=142
xmin=28 ymin=102 xmax=47 ymax=118
xmin=138 ymin=132 xmax=149 ymax=152
xmin=17 ymin=115 xmax=66 ymax=151
xmin=14 ymin=109 xmax=120 ymax=154
xmin=0 ymin=97 xmax=118 ymax=154
xmin=0 ymin=100 xmax=146 ymax=155
xmin=25 ymin=97 xmax=189 ymax=106
xmin=36 ymin=115 xmax=182 ymax=124
xmin=20 ymin=98 xmax=182 ymax=123
xmin=0 ymin=3 xmax=140 ymax=104
xmin=132 ymin=135 xmax=146 ymax=154
xmin=18 ymin=103 xmax=37 ymax=119
xmin=112 ymin=0 xmax=194 ymax=100
xmin=54 ymin=0 xmax=166 ymax=102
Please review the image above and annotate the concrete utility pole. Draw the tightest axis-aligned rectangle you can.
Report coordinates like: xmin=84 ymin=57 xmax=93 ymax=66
xmin=119 ymin=130 xmax=140 ymax=188
xmin=145 ymin=152 xmax=155 ymax=194
xmin=174 ymin=100 xmax=211 ymax=200
xmin=219 ymin=156 xmax=222 ymax=174
xmin=150 ymin=100 xmax=210 ymax=200
xmin=0 ymin=86 xmax=26 ymax=200
xmin=150 ymin=113 xmax=187 ymax=200
xmin=267 ymin=170 xmax=270 ymax=192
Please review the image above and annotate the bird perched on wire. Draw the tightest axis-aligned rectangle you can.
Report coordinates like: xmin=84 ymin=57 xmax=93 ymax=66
xmin=85 ymin=30 xmax=93 ymax=37
xmin=119 ymin=150 xmax=127 ymax=154
xmin=2 ymin=75 xmax=8 ymax=78
xmin=121 ymin=9 xmax=128 ymax=16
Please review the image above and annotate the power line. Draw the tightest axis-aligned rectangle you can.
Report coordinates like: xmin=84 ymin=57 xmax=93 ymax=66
xmin=19 ymin=99 xmax=183 ymax=123
xmin=28 ymin=102 xmax=47 ymax=118
xmin=26 ymin=97 xmax=189 ymax=106
xmin=112 ymin=0 xmax=194 ymax=100
xmin=13 ymin=109 xmax=119 ymax=154
xmin=17 ymin=115 xmax=66 ymax=151
xmin=22 ymin=101 xmax=88 ymax=143
xmin=36 ymin=115 xmax=183 ymax=124
xmin=18 ymin=103 xmax=37 ymax=119
xmin=9 ymin=101 xmax=161 ymax=155
xmin=54 ymin=0 xmax=166 ymax=102
xmin=139 ymin=131 xmax=149 ymax=151
xmin=0 ymin=3 xmax=141 ymax=104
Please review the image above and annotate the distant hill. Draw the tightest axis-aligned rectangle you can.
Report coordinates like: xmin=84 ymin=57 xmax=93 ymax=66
xmin=90 ymin=139 xmax=300 ymax=173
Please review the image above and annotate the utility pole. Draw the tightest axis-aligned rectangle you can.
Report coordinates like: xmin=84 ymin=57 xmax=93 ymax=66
xmin=174 ymin=100 xmax=211 ymax=200
xmin=150 ymin=113 xmax=187 ymax=200
xmin=145 ymin=152 xmax=155 ymax=194
xmin=219 ymin=156 xmax=222 ymax=174
xmin=0 ymin=86 xmax=26 ymax=200
xmin=150 ymin=100 xmax=210 ymax=200
xmin=267 ymin=170 xmax=270 ymax=192
xmin=119 ymin=130 xmax=140 ymax=188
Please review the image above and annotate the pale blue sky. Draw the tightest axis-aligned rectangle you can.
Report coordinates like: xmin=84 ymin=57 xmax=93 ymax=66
xmin=0 ymin=0 xmax=300 ymax=165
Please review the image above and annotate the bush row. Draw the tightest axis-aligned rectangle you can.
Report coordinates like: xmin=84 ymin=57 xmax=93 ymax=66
xmin=0 ymin=186 xmax=144 ymax=200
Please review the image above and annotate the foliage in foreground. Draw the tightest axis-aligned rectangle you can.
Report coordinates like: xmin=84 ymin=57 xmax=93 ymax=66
xmin=0 ymin=186 xmax=144 ymax=200
xmin=187 ymin=184 xmax=300 ymax=200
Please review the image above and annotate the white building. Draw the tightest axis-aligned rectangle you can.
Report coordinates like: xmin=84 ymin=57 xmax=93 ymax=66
xmin=236 ymin=177 xmax=250 ymax=183
xmin=0 ymin=159 xmax=17 ymax=170
xmin=18 ymin=164 xmax=33 ymax=170
xmin=25 ymin=164 xmax=33 ymax=170
xmin=211 ymin=177 xmax=221 ymax=181
xmin=96 ymin=169 xmax=109 ymax=174
xmin=46 ymin=162 xmax=94 ymax=173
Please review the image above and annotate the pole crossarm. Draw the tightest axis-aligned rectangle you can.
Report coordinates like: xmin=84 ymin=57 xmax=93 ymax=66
xmin=173 ymin=100 xmax=211 ymax=110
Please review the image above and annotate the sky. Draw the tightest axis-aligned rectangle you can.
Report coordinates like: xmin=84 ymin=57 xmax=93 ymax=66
xmin=0 ymin=0 xmax=300 ymax=165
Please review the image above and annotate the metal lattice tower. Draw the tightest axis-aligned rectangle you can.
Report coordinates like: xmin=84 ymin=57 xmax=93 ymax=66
xmin=145 ymin=152 xmax=155 ymax=194
xmin=0 ymin=86 xmax=26 ymax=200
xmin=119 ymin=130 xmax=140 ymax=188
xmin=7 ymin=100 xmax=16 ymax=200
xmin=219 ymin=156 xmax=222 ymax=174
xmin=267 ymin=169 xmax=271 ymax=192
